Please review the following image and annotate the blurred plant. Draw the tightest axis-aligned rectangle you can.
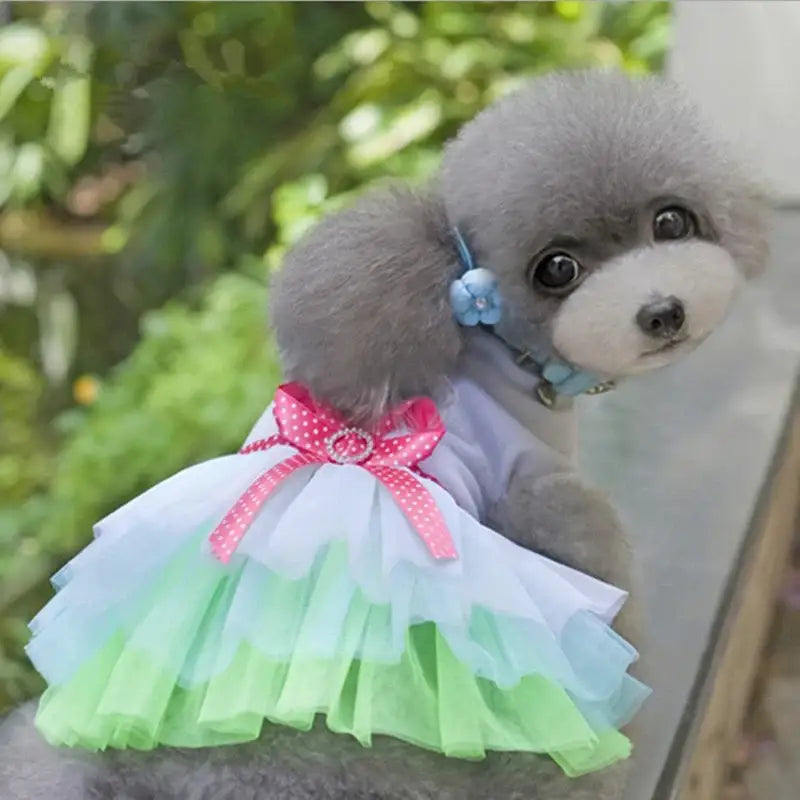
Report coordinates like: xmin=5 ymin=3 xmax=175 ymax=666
xmin=0 ymin=270 xmax=279 ymax=706
xmin=0 ymin=1 xmax=670 ymax=710
xmin=0 ymin=345 xmax=51 ymax=704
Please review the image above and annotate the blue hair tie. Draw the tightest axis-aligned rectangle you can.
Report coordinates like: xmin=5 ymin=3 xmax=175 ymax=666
xmin=453 ymin=227 xmax=477 ymax=273
xmin=449 ymin=228 xmax=503 ymax=326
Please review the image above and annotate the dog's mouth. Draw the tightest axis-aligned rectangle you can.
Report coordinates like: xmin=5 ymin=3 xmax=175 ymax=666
xmin=641 ymin=335 xmax=691 ymax=358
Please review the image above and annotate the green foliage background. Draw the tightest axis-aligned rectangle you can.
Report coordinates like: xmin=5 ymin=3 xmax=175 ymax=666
xmin=0 ymin=1 xmax=670 ymax=710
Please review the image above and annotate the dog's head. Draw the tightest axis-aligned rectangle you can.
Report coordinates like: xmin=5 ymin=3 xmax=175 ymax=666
xmin=440 ymin=71 xmax=769 ymax=380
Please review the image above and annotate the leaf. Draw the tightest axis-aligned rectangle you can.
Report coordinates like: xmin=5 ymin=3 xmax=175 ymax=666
xmin=347 ymin=92 xmax=444 ymax=168
xmin=0 ymin=23 xmax=51 ymax=72
xmin=178 ymin=29 xmax=223 ymax=89
xmin=46 ymin=37 xmax=93 ymax=166
xmin=10 ymin=142 xmax=45 ymax=200
xmin=554 ymin=2 xmax=585 ymax=22
xmin=0 ymin=66 xmax=35 ymax=121
xmin=37 ymin=284 xmax=78 ymax=384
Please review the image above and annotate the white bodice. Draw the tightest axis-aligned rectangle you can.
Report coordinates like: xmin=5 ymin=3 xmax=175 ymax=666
xmin=423 ymin=331 xmax=575 ymax=522
xmin=245 ymin=331 xmax=576 ymax=525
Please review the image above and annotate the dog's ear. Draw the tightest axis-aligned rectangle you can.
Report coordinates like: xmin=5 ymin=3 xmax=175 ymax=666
xmin=722 ymin=177 xmax=771 ymax=279
xmin=269 ymin=184 xmax=462 ymax=421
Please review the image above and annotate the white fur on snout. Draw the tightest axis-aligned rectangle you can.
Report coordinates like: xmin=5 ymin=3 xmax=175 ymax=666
xmin=551 ymin=241 xmax=740 ymax=376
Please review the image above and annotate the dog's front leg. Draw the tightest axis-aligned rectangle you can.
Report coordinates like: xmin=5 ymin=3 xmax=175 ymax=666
xmin=493 ymin=467 xmax=644 ymax=654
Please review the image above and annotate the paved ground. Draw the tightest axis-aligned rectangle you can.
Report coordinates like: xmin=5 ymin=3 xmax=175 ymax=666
xmin=721 ymin=546 xmax=800 ymax=800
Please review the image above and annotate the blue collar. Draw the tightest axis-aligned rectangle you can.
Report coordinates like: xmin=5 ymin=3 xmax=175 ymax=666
xmin=453 ymin=228 xmax=615 ymax=406
xmin=481 ymin=325 xmax=616 ymax=407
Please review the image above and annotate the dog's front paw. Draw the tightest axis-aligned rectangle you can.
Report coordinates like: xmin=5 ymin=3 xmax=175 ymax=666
xmin=499 ymin=470 xmax=644 ymax=645
xmin=506 ymin=471 xmax=632 ymax=583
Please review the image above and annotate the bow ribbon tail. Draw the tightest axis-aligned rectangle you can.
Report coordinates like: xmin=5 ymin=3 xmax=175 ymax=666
xmin=367 ymin=465 xmax=457 ymax=560
xmin=209 ymin=452 xmax=319 ymax=563
xmin=239 ymin=433 xmax=285 ymax=455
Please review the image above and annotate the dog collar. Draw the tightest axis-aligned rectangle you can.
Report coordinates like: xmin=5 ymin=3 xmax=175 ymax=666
xmin=451 ymin=228 xmax=616 ymax=407
xmin=480 ymin=325 xmax=616 ymax=407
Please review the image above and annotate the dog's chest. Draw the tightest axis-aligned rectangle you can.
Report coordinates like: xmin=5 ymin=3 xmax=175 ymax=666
xmin=455 ymin=331 xmax=579 ymax=459
xmin=422 ymin=348 xmax=578 ymax=523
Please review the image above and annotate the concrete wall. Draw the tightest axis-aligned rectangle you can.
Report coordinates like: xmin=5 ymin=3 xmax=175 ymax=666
xmin=669 ymin=1 xmax=800 ymax=204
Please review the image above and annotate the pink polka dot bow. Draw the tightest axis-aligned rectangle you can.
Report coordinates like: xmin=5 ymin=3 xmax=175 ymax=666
xmin=209 ymin=382 xmax=457 ymax=563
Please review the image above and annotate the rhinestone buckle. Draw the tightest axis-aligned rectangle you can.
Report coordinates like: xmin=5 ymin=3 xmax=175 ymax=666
xmin=535 ymin=379 xmax=617 ymax=408
xmin=535 ymin=382 xmax=558 ymax=408
xmin=324 ymin=428 xmax=375 ymax=464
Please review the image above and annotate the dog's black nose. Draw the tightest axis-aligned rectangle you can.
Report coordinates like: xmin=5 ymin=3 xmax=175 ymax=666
xmin=636 ymin=296 xmax=686 ymax=338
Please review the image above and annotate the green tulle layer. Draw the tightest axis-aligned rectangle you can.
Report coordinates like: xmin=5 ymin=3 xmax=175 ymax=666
xmin=36 ymin=622 xmax=630 ymax=777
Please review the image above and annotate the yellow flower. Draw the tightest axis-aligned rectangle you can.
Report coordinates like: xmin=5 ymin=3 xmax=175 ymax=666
xmin=73 ymin=375 xmax=100 ymax=405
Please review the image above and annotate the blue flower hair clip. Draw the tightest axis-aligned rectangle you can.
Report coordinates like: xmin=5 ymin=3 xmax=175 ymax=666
xmin=449 ymin=228 xmax=503 ymax=326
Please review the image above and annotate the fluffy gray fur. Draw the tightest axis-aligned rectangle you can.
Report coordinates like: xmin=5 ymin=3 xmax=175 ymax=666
xmin=270 ymin=185 xmax=460 ymax=423
xmin=1 ymin=701 xmax=629 ymax=800
xmin=0 ymin=70 xmax=768 ymax=800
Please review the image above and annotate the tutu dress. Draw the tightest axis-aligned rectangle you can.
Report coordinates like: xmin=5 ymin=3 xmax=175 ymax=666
xmin=27 ymin=376 xmax=650 ymax=778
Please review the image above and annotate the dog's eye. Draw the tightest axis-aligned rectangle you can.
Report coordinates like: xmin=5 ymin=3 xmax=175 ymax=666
xmin=653 ymin=206 xmax=696 ymax=241
xmin=531 ymin=252 xmax=582 ymax=291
